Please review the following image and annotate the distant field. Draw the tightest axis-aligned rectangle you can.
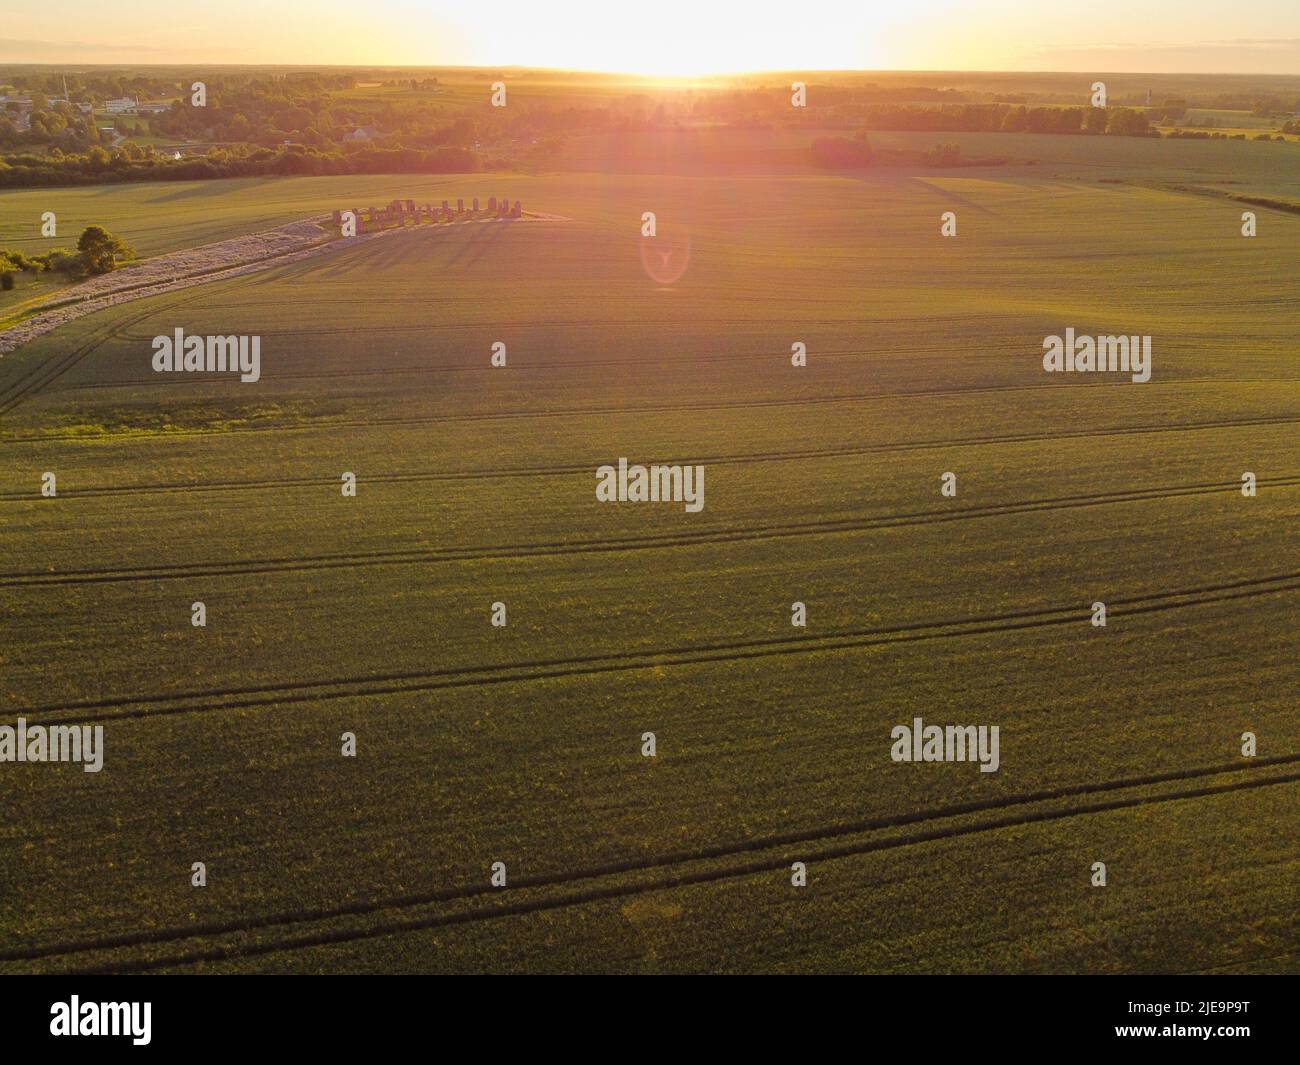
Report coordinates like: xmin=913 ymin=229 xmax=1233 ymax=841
xmin=2 ymin=124 xmax=1289 ymax=258
xmin=1 ymin=137 xmax=1297 ymax=973
xmin=0 ymin=173 xmax=534 ymax=259
xmin=1183 ymin=108 xmax=1277 ymax=129
xmin=1 ymin=128 xmax=1296 ymax=265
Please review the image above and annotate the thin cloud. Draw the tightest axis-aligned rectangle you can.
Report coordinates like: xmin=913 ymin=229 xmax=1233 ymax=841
xmin=0 ymin=37 xmax=227 ymax=60
xmin=1032 ymin=37 xmax=1300 ymax=56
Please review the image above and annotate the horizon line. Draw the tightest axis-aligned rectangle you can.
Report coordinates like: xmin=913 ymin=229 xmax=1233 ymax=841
xmin=3 ymin=62 xmax=1300 ymax=79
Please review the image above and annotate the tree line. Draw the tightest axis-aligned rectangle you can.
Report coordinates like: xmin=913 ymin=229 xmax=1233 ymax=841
xmin=0 ymin=144 xmax=481 ymax=189
xmin=853 ymin=104 xmax=1153 ymax=136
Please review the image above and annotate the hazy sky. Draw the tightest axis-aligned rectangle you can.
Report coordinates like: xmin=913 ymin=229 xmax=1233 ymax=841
xmin=4 ymin=0 xmax=1300 ymax=74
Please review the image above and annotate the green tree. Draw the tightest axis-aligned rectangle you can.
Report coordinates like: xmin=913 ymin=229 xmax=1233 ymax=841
xmin=76 ymin=225 xmax=134 ymax=274
xmin=1106 ymin=108 xmax=1150 ymax=136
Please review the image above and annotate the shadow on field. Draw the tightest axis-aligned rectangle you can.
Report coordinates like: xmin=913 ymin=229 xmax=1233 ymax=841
xmin=147 ymin=179 xmax=275 ymax=203
xmin=300 ymin=222 xmax=514 ymax=279
xmin=451 ymin=222 xmax=510 ymax=270
xmin=899 ymin=176 xmax=1000 ymax=215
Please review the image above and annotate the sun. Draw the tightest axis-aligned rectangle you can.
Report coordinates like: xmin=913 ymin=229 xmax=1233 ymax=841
xmin=442 ymin=1 xmax=896 ymax=77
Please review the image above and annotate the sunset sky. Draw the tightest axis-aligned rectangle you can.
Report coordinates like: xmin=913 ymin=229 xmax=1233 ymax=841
xmin=4 ymin=0 xmax=1300 ymax=74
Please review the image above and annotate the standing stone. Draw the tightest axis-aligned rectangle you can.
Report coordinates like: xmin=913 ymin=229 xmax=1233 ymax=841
xmin=488 ymin=196 xmax=497 ymax=212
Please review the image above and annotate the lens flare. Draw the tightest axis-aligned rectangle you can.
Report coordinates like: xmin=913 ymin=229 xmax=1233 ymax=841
xmin=640 ymin=232 xmax=691 ymax=285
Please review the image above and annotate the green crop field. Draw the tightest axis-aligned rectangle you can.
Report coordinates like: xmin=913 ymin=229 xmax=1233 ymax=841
xmin=1 ymin=134 xmax=1297 ymax=974
xmin=1183 ymin=108 xmax=1276 ymax=129
xmin=0 ymin=173 xmax=539 ymax=260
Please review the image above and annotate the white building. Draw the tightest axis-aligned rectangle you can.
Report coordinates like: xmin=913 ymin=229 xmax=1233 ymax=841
xmin=104 ymin=97 xmax=137 ymax=114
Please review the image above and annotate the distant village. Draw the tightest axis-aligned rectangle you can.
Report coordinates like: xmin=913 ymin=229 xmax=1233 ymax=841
xmin=1 ymin=83 xmax=183 ymax=151
xmin=0 ymin=74 xmax=421 ymax=158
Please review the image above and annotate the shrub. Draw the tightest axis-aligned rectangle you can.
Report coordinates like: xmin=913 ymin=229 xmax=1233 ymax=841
xmin=40 ymin=249 xmax=87 ymax=276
